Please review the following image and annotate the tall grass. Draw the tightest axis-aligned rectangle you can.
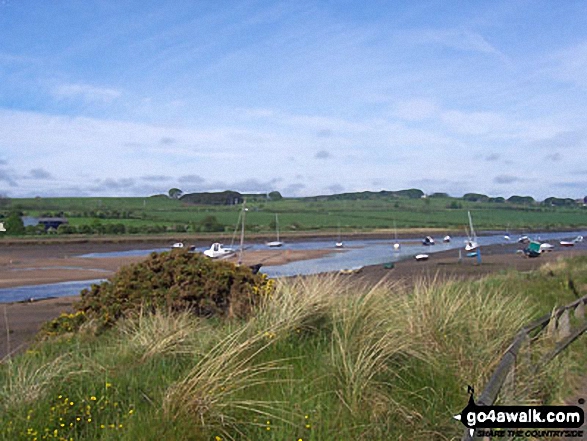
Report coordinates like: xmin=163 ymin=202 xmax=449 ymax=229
xmin=162 ymin=323 xmax=290 ymax=440
xmin=1 ymin=257 xmax=586 ymax=440
xmin=117 ymin=309 xmax=203 ymax=361
xmin=0 ymin=354 xmax=76 ymax=411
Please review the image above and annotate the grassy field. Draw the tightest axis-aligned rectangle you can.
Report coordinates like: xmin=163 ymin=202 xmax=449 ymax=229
xmin=3 ymin=195 xmax=587 ymax=236
xmin=1 ymin=256 xmax=586 ymax=440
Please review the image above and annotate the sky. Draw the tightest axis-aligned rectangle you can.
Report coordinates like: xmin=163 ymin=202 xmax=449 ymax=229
xmin=0 ymin=0 xmax=586 ymax=200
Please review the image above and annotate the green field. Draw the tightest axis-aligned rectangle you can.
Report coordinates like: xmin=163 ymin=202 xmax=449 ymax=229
xmin=2 ymin=194 xmax=586 ymax=237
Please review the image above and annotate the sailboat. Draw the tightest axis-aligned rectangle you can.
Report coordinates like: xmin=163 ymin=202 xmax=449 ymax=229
xmin=464 ymin=211 xmax=479 ymax=251
xmin=504 ymin=224 xmax=511 ymax=241
xmin=266 ymin=214 xmax=283 ymax=247
xmin=203 ymin=202 xmax=246 ymax=260
xmin=237 ymin=201 xmax=248 ymax=265
xmin=560 ymin=235 xmax=583 ymax=247
xmin=335 ymin=222 xmax=344 ymax=248
xmin=393 ymin=221 xmax=400 ymax=251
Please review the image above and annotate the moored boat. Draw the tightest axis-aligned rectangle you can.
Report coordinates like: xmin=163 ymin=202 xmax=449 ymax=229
xmin=267 ymin=214 xmax=284 ymax=247
xmin=203 ymin=243 xmax=235 ymax=259
xmin=464 ymin=211 xmax=479 ymax=251
xmin=422 ymin=236 xmax=435 ymax=246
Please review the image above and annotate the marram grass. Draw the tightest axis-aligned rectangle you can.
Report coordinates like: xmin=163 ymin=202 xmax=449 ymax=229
xmin=1 ymin=257 xmax=587 ymax=440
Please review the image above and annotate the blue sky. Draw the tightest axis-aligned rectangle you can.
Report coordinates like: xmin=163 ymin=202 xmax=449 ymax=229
xmin=0 ymin=0 xmax=586 ymax=199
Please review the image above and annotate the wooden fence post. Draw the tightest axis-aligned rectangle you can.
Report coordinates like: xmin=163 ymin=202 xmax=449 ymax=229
xmin=574 ymin=301 xmax=585 ymax=321
xmin=557 ymin=309 xmax=571 ymax=341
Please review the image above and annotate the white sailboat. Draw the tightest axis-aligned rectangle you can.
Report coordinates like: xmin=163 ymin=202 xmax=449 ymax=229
xmin=266 ymin=213 xmax=283 ymax=247
xmin=204 ymin=202 xmax=247 ymax=260
xmin=335 ymin=222 xmax=344 ymax=248
xmin=560 ymin=235 xmax=583 ymax=247
xmin=464 ymin=211 xmax=479 ymax=251
xmin=393 ymin=221 xmax=400 ymax=251
xmin=237 ymin=201 xmax=248 ymax=265
xmin=504 ymin=224 xmax=511 ymax=241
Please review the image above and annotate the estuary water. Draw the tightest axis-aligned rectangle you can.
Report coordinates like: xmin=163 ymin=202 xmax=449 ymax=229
xmin=1 ymin=230 xmax=585 ymax=303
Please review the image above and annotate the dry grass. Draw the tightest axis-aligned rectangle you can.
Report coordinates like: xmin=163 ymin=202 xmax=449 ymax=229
xmin=393 ymin=276 xmax=536 ymax=387
xmin=117 ymin=309 xmax=205 ymax=361
xmin=329 ymin=281 xmax=423 ymax=421
xmin=162 ymin=323 xmax=290 ymax=440
xmin=0 ymin=354 xmax=76 ymax=410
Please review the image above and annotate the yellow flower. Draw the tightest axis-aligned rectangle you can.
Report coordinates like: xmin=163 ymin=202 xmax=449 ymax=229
xmin=90 ymin=396 xmax=96 ymax=401
xmin=215 ymin=436 xmax=223 ymax=441
xmin=105 ymin=382 xmax=112 ymax=388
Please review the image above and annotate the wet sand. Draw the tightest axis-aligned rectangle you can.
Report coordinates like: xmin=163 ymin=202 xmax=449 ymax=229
xmin=1 ymin=239 xmax=586 ymax=360
xmin=0 ymin=242 xmax=338 ymax=289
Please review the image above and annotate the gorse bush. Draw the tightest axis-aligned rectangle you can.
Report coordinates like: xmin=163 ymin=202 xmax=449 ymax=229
xmin=42 ymin=250 xmax=274 ymax=335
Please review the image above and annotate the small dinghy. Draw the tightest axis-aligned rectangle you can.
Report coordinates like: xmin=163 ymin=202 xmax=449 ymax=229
xmin=422 ymin=236 xmax=435 ymax=246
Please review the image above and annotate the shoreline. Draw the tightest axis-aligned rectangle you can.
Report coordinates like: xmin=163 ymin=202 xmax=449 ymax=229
xmin=1 ymin=238 xmax=586 ymax=360
xmin=1 ymin=226 xmax=585 ymax=246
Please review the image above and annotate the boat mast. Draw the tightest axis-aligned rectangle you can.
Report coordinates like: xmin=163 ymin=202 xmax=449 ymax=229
xmin=468 ymin=211 xmax=476 ymax=241
xmin=275 ymin=213 xmax=279 ymax=242
xmin=238 ymin=200 xmax=246 ymax=265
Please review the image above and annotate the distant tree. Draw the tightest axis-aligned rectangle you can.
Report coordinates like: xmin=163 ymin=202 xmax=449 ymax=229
xmin=463 ymin=193 xmax=489 ymax=202
xmin=168 ymin=188 xmax=183 ymax=199
xmin=507 ymin=195 xmax=535 ymax=205
xmin=0 ymin=194 xmax=9 ymax=208
xmin=395 ymin=188 xmax=424 ymax=199
xmin=268 ymin=191 xmax=283 ymax=201
xmin=487 ymin=197 xmax=506 ymax=203
xmin=5 ymin=212 xmax=25 ymax=235
xmin=543 ymin=197 xmax=575 ymax=207
xmin=429 ymin=192 xmax=449 ymax=198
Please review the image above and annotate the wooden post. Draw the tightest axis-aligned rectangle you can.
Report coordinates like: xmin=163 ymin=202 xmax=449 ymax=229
xmin=574 ymin=301 xmax=585 ymax=321
xmin=557 ymin=309 xmax=571 ymax=341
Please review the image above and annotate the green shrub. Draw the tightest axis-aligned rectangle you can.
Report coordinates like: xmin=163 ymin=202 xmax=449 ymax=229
xmin=44 ymin=251 xmax=274 ymax=335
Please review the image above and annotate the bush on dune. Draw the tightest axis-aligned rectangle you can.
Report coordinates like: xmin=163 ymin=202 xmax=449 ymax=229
xmin=42 ymin=250 xmax=274 ymax=335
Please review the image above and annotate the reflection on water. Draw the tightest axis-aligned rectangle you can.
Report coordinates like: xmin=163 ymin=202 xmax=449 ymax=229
xmin=1 ymin=231 xmax=585 ymax=303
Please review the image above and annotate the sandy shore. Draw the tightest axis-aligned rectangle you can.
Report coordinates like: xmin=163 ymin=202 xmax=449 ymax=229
xmin=0 ymin=242 xmax=337 ymax=289
xmin=1 ymin=239 xmax=586 ymax=360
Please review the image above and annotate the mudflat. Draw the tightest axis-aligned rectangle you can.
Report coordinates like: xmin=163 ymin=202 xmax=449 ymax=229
xmin=1 ymin=239 xmax=586 ymax=360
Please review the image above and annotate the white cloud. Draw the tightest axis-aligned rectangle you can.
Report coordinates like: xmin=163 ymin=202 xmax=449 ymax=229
xmin=401 ymin=28 xmax=504 ymax=57
xmin=394 ymin=99 xmax=438 ymax=121
xmin=440 ymin=110 xmax=507 ymax=136
xmin=547 ymin=40 xmax=587 ymax=90
xmin=51 ymin=83 xmax=122 ymax=102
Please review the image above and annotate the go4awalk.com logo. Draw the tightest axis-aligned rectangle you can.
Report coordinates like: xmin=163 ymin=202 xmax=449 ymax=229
xmin=454 ymin=386 xmax=585 ymax=439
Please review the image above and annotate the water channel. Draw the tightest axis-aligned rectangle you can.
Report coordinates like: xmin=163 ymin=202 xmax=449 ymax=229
xmin=1 ymin=230 xmax=585 ymax=303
